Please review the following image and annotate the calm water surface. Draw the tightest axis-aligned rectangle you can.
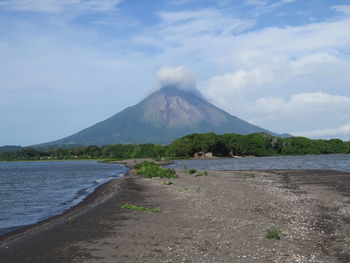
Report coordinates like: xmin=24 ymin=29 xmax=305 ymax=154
xmin=0 ymin=161 xmax=128 ymax=235
xmin=1 ymin=155 xmax=349 ymax=236
xmin=168 ymin=154 xmax=350 ymax=173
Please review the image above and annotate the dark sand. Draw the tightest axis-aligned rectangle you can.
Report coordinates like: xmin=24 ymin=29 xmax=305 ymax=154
xmin=1 ymin=166 xmax=350 ymax=262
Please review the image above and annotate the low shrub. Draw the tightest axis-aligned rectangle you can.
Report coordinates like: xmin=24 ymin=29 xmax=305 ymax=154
xmin=265 ymin=228 xmax=282 ymax=239
xmin=195 ymin=171 xmax=209 ymax=177
xmin=187 ymin=168 xmax=197 ymax=174
xmin=135 ymin=162 xmax=178 ymax=179
xmin=133 ymin=161 xmax=155 ymax=169
xmin=164 ymin=179 xmax=173 ymax=185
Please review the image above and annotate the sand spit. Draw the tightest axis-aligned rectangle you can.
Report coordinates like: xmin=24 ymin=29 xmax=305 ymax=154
xmin=1 ymin=169 xmax=350 ymax=263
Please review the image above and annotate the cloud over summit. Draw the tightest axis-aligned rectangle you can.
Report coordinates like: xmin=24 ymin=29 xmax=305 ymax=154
xmin=156 ymin=66 xmax=197 ymax=91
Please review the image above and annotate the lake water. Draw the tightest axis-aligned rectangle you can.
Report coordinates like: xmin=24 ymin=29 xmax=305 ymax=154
xmin=168 ymin=154 xmax=350 ymax=173
xmin=1 ymin=155 xmax=349 ymax=237
xmin=0 ymin=161 xmax=128 ymax=235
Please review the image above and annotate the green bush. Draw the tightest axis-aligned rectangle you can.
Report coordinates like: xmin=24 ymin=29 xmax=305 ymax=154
xmin=135 ymin=162 xmax=178 ymax=179
xmin=265 ymin=228 xmax=281 ymax=239
xmin=133 ymin=161 xmax=155 ymax=169
xmin=195 ymin=171 xmax=208 ymax=177
xmin=188 ymin=168 xmax=197 ymax=174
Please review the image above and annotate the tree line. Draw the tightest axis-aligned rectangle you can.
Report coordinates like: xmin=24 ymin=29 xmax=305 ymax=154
xmin=1 ymin=132 xmax=349 ymax=161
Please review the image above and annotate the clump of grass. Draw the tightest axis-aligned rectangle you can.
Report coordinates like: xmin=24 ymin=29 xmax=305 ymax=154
xmin=163 ymin=179 xmax=173 ymax=185
xmin=265 ymin=228 xmax=282 ymax=239
xmin=177 ymin=187 xmax=188 ymax=192
xmin=195 ymin=170 xmax=209 ymax=177
xmin=133 ymin=161 xmax=155 ymax=169
xmin=187 ymin=168 xmax=197 ymax=174
xmin=134 ymin=161 xmax=178 ymax=179
xmin=121 ymin=203 xmax=161 ymax=213
xmin=68 ymin=216 xmax=76 ymax=223
xmin=245 ymin=173 xmax=256 ymax=178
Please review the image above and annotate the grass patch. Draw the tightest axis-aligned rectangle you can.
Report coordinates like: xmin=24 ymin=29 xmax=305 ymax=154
xmin=183 ymin=166 xmax=197 ymax=174
xmin=68 ymin=216 xmax=76 ymax=223
xmin=195 ymin=170 xmax=209 ymax=177
xmin=163 ymin=179 xmax=173 ymax=185
xmin=265 ymin=228 xmax=282 ymax=239
xmin=176 ymin=187 xmax=188 ymax=192
xmin=134 ymin=161 xmax=178 ymax=179
xmin=187 ymin=168 xmax=197 ymax=174
xmin=121 ymin=203 xmax=161 ymax=213
xmin=133 ymin=161 xmax=155 ymax=169
xmin=245 ymin=173 xmax=256 ymax=178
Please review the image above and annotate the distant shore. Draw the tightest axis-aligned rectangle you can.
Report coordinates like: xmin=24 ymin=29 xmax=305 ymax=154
xmin=1 ymin=168 xmax=350 ymax=262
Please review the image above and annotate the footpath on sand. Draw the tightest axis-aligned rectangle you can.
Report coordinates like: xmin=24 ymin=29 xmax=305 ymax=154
xmin=1 ymin=167 xmax=350 ymax=263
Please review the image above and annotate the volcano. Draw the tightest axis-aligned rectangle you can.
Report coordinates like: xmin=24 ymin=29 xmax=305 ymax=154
xmin=42 ymin=87 xmax=287 ymax=146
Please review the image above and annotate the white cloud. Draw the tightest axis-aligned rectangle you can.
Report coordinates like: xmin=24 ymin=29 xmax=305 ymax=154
xmin=156 ymin=66 xmax=196 ymax=91
xmin=245 ymin=0 xmax=296 ymax=15
xmin=256 ymin=92 xmax=350 ymax=114
xmin=168 ymin=0 xmax=195 ymax=5
xmin=0 ymin=0 xmax=122 ymax=13
xmin=247 ymin=92 xmax=350 ymax=138
xmin=294 ymin=124 xmax=350 ymax=139
xmin=198 ymin=66 xmax=278 ymax=106
xmin=332 ymin=5 xmax=350 ymax=16
xmin=245 ymin=0 xmax=268 ymax=7
xmin=157 ymin=8 xmax=255 ymax=41
xmin=1 ymin=3 xmax=350 ymax=144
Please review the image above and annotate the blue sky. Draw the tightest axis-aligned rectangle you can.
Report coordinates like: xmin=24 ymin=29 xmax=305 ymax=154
xmin=1 ymin=0 xmax=350 ymax=145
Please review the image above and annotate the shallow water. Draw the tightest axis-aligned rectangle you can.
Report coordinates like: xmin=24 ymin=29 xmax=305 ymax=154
xmin=0 ymin=161 xmax=128 ymax=235
xmin=168 ymin=154 xmax=350 ymax=173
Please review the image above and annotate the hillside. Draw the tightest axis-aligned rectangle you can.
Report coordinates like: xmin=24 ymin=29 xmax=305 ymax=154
xmin=40 ymin=87 xmax=288 ymax=146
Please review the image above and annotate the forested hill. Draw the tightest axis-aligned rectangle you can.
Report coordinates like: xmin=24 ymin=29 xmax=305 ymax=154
xmin=1 ymin=133 xmax=349 ymax=161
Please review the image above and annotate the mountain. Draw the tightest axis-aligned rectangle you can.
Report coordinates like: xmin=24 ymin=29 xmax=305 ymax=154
xmin=40 ymin=87 xmax=288 ymax=146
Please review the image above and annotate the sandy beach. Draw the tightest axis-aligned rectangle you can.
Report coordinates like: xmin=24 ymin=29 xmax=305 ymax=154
xmin=1 ymin=164 xmax=350 ymax=262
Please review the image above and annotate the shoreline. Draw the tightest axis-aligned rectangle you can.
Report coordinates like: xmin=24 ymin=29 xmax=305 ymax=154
xmin=1 ymin=168 xmax=350 ymax=262
xmin=0 ymin=165 xmax=130 ymax=245
xmin=0 ymin=158 xmax=167 ymax=242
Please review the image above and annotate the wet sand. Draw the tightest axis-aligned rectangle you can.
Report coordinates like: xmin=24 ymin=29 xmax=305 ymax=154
xmin=1 ymin=168 xmax=350 ymax=262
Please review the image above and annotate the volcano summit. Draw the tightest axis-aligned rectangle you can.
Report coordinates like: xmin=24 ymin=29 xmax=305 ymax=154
xmin=42 ymin=87 xmax=287 ymax=146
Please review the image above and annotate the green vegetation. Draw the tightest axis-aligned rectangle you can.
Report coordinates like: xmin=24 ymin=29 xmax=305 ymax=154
xmin=68 ymin=216 xmax=76 ymax=223
xmin=265 ymin=228 xmax=282 ymax=239
xmin=195 ymin=171 xmax=209 ymax=177
xmin=163 ymin=179 xmax=173 ymax=185
xmin=187 ymin=168 xmax=197 ymax=174
xmin=134 ymin=161 xmax=178 ymax=179
xmin=1 ymin=132 xmax=350 ymax=161
xmin=244 ymin=173 xmax=256 ymax=178
xmin=121 ymin=203 xmax=161 ymax=213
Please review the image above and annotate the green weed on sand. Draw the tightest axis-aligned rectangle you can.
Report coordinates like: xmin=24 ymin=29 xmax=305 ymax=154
xmin=121 ymin=203 xmax=161 ymax=213
xmin=265 ymin=228 xmax=282 ymax=239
